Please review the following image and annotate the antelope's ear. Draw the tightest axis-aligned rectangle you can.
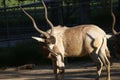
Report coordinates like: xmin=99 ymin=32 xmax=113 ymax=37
xmin=32 ymin=36 xmax=45 ymax=42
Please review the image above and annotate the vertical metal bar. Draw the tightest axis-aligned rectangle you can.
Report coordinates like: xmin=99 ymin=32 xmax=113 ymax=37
xmin=58 ymin=1 xmax=63 ymax=25
xmin=3 ymin=0 xmax=10 ymax=47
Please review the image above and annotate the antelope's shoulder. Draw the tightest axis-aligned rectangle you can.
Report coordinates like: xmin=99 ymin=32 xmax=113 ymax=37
xmin=47 ymin=25 xmax=69 ymax=34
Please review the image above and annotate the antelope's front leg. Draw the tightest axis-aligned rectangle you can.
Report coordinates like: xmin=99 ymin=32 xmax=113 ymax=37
xmin=56 ymin=54 xmax=65 ymax=80
xmin=52 ymin=60 xmax=65 ymax=80
xmin=52 ymin=60 xmax=58 ymax=80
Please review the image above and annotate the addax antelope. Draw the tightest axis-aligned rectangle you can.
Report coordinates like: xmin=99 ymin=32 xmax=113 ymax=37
xmin=20 ymin=0 xmax=111 ymax=80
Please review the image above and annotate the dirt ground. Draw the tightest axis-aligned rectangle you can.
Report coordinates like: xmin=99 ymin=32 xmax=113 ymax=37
xmin=0 ymin=61 xmax=120 ymax=80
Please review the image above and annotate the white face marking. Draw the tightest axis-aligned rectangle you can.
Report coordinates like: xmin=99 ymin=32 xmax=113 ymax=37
xmin=48 ymin=44 xmax=65 ymax=68
xmin=48 ymin=44 xmax=55 ymax=50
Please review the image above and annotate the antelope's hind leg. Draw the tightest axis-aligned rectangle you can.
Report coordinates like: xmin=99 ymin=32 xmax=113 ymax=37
xmin=90 ymin=53 xmax=103 ymax=80
xmin=99 ymin=51 xmax=111 ymax=80
xmin=96 ymin=57 xmax=103 ymax=80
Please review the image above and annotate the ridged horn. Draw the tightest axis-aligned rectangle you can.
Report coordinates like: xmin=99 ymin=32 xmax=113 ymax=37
xmin=41 ymin=0 xmax=54 ymax=35
xmin=110 ymin=0 xmax=120 ymax=35
xmin=19 ymin=6 xmax=50 ymax=38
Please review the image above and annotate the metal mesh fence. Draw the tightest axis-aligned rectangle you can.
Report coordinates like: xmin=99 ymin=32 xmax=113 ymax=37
xmin=0 ymin=0 xmax=118 ymax=47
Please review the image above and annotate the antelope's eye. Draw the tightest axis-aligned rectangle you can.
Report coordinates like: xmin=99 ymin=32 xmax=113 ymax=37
xmin=45 ymin=39 xmax=51 ymax=44
xmin=45 ymin=36 xmax=56 ymax=44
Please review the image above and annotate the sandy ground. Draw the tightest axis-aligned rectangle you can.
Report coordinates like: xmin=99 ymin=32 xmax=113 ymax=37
xmin=0 ymin=61 xmax=120 ymax=80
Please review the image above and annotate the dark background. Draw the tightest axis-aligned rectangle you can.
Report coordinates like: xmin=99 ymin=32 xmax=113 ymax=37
xmin=0 ymin=0 xmax=120 ymax=67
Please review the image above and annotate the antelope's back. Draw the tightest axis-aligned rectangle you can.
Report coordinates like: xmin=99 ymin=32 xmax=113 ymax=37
xmin=62 ymin=25 xmax=106 ymax=57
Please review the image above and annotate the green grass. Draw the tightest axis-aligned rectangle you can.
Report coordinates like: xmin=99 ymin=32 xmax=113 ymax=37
xmin=0 ymin=0 xmax=40 ymax=8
